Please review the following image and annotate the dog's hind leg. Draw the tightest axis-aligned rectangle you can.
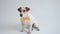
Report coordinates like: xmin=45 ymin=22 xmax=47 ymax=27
xmin=32 ymin=23 xmax=40 ymax=31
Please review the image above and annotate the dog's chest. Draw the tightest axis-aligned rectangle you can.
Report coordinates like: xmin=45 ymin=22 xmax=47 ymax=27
xmin=21 ymin=16 xmax=31 ymax=25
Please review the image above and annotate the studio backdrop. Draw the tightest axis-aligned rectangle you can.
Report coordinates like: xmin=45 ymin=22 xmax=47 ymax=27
xmin=0 ymin=0 xmax=60 ymax=34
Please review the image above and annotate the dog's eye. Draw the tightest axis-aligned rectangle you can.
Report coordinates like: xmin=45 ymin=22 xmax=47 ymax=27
xmin=23 ymin=10 xmax=25 ymax=12
xmin=19 ymin=11 xmax=21 ymax=12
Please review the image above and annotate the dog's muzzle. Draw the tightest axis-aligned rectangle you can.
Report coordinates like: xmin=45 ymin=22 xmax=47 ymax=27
xmin=20 ymin=14 xmax=23 ymax=17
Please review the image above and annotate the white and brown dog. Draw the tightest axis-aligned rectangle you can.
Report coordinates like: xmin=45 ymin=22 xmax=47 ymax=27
xmin=17 ymin=7 xmax=40 ymax=34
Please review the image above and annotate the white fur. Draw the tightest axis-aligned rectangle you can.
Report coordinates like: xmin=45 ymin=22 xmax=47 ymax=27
xmin=20 ymin=7 xmax=39 ymax=34
xmin=21 ymin=13 xmax=39 ymax=31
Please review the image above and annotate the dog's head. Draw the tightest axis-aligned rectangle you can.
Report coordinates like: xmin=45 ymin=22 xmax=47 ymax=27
xmin=17 ymin=7 xmax=30 ymax=17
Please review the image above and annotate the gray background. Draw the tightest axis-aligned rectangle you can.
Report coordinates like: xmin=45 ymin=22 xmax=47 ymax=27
xmin=0 ymin=0 xmax=60 ymax=34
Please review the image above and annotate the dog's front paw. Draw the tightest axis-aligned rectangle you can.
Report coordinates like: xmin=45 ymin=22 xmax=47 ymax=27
xmin=20 ymin=30 xmax=24 ymax=32
xmin=27 ymin=32 xmax=31 ymax=34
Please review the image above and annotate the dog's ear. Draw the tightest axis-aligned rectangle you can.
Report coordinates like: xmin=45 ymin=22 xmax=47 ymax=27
xmin=25 ymin=7 xmax=30 ymax=11
xmin=17 ymin=7 xmax=22 ymax=12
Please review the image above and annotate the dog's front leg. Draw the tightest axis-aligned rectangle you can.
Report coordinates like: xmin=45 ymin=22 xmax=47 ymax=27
xmin=21 ymin=23 xmax=25 ymax=32
xmin=27 ymin=25 xmax=31 ymax=34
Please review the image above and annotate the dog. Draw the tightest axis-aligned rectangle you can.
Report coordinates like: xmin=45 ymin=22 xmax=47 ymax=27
xmin=17 ymin=7 xmax=40 ymax=34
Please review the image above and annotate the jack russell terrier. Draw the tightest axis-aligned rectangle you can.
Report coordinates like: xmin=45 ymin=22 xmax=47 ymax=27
xmin=17 ymin=7 xmax=40 ymax=34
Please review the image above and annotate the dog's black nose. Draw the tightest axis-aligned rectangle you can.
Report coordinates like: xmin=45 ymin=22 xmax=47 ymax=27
xmin=20 ymin=14 xmax=23 ymax=17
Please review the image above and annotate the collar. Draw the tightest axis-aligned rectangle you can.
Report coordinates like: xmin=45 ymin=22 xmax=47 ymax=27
xmin=20 ymin=16 xmax=30 ymax=23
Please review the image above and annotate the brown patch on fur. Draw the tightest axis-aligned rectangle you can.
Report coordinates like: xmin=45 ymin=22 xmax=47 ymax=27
xmin=17 ymin=7 xmax=22 ymax=12
xmin=32 ymin=23 xmax=40 ymax=31
xmin=25 ymin=7 xmax=30 ymax=11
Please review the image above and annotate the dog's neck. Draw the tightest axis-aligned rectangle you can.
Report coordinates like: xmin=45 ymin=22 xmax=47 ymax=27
xmin=20 ymin=13 xmax=30 ymax=23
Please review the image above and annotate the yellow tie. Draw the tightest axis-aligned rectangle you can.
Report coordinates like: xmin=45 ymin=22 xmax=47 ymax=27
xmin=20 ymin=16 xmax=30 ymax=23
